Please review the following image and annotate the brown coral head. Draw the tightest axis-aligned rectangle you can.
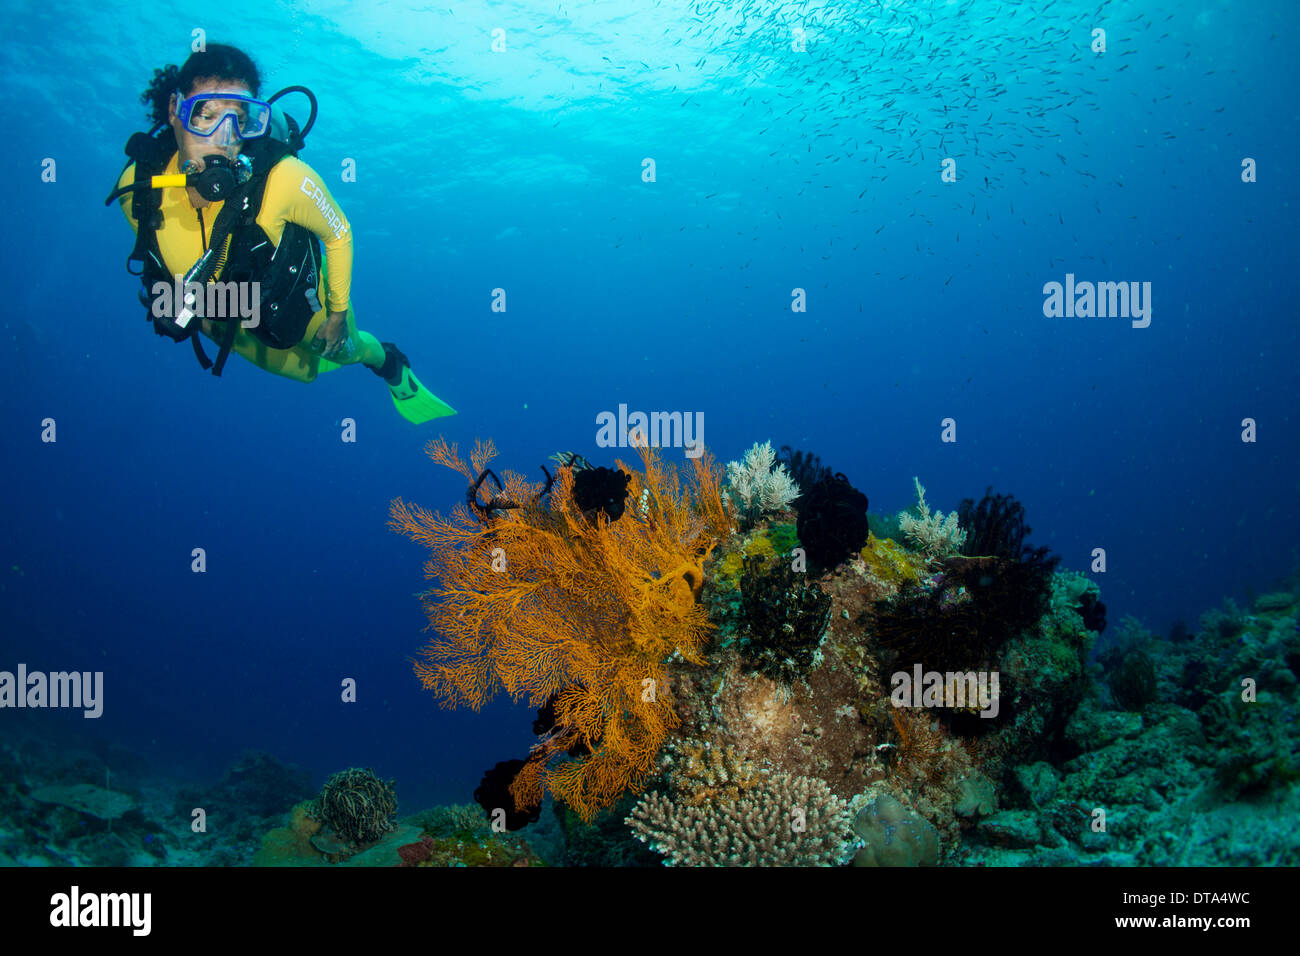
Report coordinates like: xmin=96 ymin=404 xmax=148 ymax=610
xmin=852 ymin=794 xmax=939 ymax=867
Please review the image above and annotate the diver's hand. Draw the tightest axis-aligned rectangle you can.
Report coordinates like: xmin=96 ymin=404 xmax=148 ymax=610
xmin=312 ymin=310 xmax=351 ymax=359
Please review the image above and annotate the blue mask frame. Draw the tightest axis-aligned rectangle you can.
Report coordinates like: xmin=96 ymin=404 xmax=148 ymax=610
xmin=175 ymin=90 xmax=272 ymax=141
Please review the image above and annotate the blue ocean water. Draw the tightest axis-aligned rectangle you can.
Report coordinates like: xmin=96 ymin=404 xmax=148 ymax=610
xmin=0 ymin=0 xmax=1296 ymax=835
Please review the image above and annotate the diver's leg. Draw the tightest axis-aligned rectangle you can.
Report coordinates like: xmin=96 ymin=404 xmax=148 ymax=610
xmin=310 ymin=306 xmax=453 ymax=422
xmin=328 ymin=307 xmax=385 ymax=367
xmin=302 ymin=307 xmax=385 ymax=369
xmin=355 ymin=330 xmax=386 ymax=368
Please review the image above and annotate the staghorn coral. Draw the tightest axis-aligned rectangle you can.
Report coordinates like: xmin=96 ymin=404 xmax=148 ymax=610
xmin=898 ymin=477 xmax=967 ymax=560
xmin=626 ymin=766 xmax=854 ymax=866
xmin=389 ymin=435 xmax=731 ymax=821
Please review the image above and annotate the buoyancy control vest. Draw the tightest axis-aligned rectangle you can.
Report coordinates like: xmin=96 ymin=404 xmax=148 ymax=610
xmin=108 ymin=87 xmax=323 ymax=376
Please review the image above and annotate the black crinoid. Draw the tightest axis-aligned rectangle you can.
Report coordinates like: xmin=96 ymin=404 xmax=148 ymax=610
xmin=1099 ymin=645 xmax=1158 ymax=712
xmin=1080 ymin=589 xmax=1108 ymax=635
xmin=775 ymin=446 xmax=834 ymax=506
xmin=473 ymin=759 xmax=541 ymax=831
xmin=473 ymin=692 xmax=594 ymax=832
xmin=873 ymin=488 xmax=1060 ymax=673
xmin=551 ymin=451 xmax=632 ymax=522
xmin=777 ymin=447 xmax=870 ymax=572
xmin=573 ymin=466 xmax=631 ymax=521
xmin=955 ymin=488 xmax=1060 ymax=624
xmin=961 ymin=489 xmax=1060 ymax=595
xmin=736 ymin=553 xmax=832 ymax=684
xmin=958 ymin=488 xmax=1053 ymax=563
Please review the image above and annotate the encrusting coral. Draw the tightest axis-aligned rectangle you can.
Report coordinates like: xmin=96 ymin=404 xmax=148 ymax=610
xmin=859 ymin=533 xmax=925 ymax=588
xmin=389 ymin=435 xmax=731 ymax=821
xmin=396 ymin=831 xmax=544 ymax=867
xmin=29 ymin=784 xmax=136 ymax=822
xmin=663 ymin=739 xmax=762 ymax=806
xmin=709 ymin=524 xmax=800 ymax=593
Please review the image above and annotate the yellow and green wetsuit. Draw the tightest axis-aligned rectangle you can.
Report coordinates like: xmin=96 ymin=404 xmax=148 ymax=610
xmin=115 ymin=153 xmax=454 ymax=422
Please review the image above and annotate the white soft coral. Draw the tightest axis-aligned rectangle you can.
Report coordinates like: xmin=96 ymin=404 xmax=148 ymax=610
xmin=898 ymin=476 xmax=966 ymax=559
xmin=724 ymin=441 xmax=800 ymax=522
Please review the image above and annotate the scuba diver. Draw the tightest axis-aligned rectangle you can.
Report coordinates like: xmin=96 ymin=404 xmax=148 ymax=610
xmin=106 ymin=44 xmax=454 ymax=424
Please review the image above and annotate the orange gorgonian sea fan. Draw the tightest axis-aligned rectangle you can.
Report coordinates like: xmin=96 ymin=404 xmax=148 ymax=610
xmin=388 ymin=436 xmax=732 ymax=820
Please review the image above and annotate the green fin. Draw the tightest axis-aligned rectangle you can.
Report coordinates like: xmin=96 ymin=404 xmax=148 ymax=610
xmin=389 ymin=366 xmax=456 ymax=424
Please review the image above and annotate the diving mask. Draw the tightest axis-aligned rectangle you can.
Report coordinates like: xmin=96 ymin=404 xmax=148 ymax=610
xmin=176 ymin=90 xmax=272 ymax=143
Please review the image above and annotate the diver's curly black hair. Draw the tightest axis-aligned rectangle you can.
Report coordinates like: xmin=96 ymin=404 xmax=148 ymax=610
xmin=140 ymin=44 xmax=262 ymax=127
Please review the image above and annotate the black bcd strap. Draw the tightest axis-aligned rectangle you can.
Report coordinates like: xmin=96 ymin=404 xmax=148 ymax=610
xmin=117 ymin=129 xmax=303 ymax=377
